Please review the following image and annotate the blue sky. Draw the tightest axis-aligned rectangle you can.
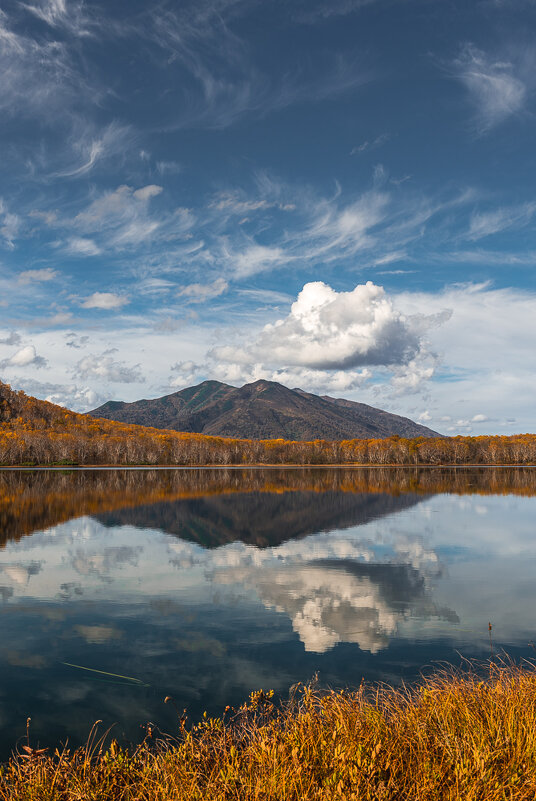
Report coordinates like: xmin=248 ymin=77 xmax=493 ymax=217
xmin=1 ymin=0 xmax=536 ymax=434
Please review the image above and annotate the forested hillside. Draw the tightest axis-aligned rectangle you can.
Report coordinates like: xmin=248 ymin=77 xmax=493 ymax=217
xmin=1 ymin=380 xmax=536 ymax=466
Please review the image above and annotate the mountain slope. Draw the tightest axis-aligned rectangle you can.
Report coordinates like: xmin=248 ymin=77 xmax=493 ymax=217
xmin=90 ymin=379 xmax=439 ymax=440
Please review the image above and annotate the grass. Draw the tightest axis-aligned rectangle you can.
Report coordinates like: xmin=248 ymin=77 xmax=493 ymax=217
xmin=2 ymin=661 xmax=536 ymax=800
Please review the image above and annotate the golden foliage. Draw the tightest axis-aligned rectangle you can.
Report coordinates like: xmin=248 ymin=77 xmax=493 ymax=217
xmin=2 ymin=380 xmax=536 ymax=466
xmin=2 ymin=662 xmax=536 ymax=799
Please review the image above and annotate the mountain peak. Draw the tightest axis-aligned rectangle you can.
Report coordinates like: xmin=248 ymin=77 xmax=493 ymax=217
xmin=90 ymin=379 xmax=440 ymax=440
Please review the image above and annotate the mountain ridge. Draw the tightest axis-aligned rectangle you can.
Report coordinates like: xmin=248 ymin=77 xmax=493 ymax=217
xmin=89 ymin=379 xmax=439 ymax=440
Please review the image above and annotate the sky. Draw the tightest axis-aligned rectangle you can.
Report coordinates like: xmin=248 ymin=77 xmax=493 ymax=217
xmin=1 ymin=0 xmax=536 ymax=434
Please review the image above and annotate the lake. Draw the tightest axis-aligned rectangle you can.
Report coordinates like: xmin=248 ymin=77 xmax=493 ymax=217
xmin=0 ymin=466 xmax=535 ymax=757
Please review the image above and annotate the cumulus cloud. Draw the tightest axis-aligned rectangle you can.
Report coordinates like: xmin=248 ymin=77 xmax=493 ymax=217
xmin=74 ymin=352 xmax=145 ymax=384
xmin=206 ymin=281 xmax=450 ymax=396
xmin=0 ymin=331 xmax=21 ymax=346
xmin=453 ymin=44 xmax=527 ymax=132
xmin=213 ymin=281 xmax=435 ymax=368
xmin=10 ymin=378 xmax=102 ymax=410
xmin=81 ymin=292 xmax=129 ymax=310
xmin=169 ymin=360 xmax=200 ymax=387
xmin=45 ymin=384 xmax=100 ymax=409
xmin=0 ymin=344 xmax=48 ymax=369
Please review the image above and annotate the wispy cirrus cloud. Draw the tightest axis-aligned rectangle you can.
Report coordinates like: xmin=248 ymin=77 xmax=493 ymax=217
xmin=452 ymin=44 xmax=529 ymax=133
xmin=20 ymin=0 xmax=94 ymax=36
xmin=149 ymin=1 xmax=371 ymax=130
xmin=466 ymin=201 xmax=536 ymax=240
xmin=0 ymin=198 xmax=21 ymax=249
xmin=54 ymin=122 xmax=134 ymax=179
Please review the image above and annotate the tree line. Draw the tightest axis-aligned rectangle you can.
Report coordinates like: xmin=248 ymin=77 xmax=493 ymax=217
xmin=2 ymin=380 xmax=536 ymax=466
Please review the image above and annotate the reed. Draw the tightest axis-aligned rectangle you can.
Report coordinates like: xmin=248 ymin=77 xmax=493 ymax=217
xmin=2 ymin=661 xmax=536 ymax=800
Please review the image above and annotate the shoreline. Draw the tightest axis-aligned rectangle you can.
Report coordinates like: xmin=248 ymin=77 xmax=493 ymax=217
xmin=1 ymin=462 xmax=535 ymax=469
xmin=1 ymin=663 xmax=534 ymax=799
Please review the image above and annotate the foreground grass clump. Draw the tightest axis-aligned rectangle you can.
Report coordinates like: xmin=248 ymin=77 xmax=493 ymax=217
xmin=2 ymin=663 xmax=536 ymax=800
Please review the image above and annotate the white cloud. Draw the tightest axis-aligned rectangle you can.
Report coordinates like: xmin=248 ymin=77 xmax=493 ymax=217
xmin=0 ymin=199 xmax=21 ymax=249
xmin=350 ymin=132 xmax=390 ymax=155
xmin=74 ymin=352 xmax=144 ymax=384
xmin=234 ymin=245 xmax=287 ymax=278
xmin=66 ymin=184 xmax=192 ymax=253
xmin=177 ymin=277 xmax=228 ymax=303
xmin=0 ymin=8 xmax=97 ymax=121
xmin=0 ymin=331 xmax=21 ymax=346
xmin=213 ymin=281 xmax=431 ymax=370
xmin=18 ymin=267 xmax=58 ymax=284
xmin=21 ymin=0 xmax=92 ymax=35
xmin=133 ymin=185 xmax=163 ymax=201
xmin=55 ymin=123 xmax=133 ymax=179
xmin=151 ymin=5 xmax=370 ymax=131
xmin=169 ymin=360 xmax=200 ymax=387
xmin=81 ymin=292 xmax=129 ymax=310
xmin=0 ymin=344 xmax=47 ymax=369
xmin=45 ymin=385 xmax=100 ymax=409
xmin=63 ymin=237 xmax=101 ymax=256
xmin=453 ymin=44 xmax=527 ymax=132
xmin=467 ymin=202 xmax=536 ymax=240
xmin=207 ymin=281 xmax=449 ymax=397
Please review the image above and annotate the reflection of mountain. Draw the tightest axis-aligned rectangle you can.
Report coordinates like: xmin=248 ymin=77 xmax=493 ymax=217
xmin=212 ymin=558 xmax=458 ymax=654
xmin=94 ymin=491 xmax=423 ymax=548
xmin=2 ymin=466 xmax=536 ymax=548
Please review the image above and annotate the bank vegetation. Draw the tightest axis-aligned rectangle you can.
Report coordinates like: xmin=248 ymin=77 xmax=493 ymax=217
xmin=2 ymin=662 xmax=536 ymax=800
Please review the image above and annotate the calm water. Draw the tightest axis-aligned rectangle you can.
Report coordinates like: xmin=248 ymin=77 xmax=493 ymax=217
xmin=0 ymin=466 xmax=535 ymax=756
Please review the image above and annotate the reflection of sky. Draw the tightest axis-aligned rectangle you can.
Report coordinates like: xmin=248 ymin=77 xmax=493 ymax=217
xmin=0 ymin=490 xmax=536 ymax=754
xmin=1 ymin=492 xmax=536 ymax=653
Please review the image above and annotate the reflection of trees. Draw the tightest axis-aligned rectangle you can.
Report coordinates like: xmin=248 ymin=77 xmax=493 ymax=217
xmin=1 ymin=466 xmax=535 ymax=548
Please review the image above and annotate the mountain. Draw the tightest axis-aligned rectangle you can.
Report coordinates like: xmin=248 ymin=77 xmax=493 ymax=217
xmin=89 ymin=379 xmax=439 ymax=440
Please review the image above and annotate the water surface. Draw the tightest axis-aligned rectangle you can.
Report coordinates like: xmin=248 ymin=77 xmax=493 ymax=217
xmin=0 ymin=467 xmax=535 ymax=756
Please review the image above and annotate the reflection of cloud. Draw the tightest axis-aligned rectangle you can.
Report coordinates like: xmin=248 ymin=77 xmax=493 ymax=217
xmin=58 ymin=582 xmax=83 ymax=600
xmin=70 ymin=546 xmax=142 ymax=580
xmin=264 ymin=565 xmax=400 ymax=653
xmin=74 ymin=625 xmax=123 ymax=644
xmin=0 ymin=561 xmax=42 ymax=587
xmin=5 ymin=651 xmax=47 ymax=669
xmin=206 ymin=538 xmax=450 ymax=654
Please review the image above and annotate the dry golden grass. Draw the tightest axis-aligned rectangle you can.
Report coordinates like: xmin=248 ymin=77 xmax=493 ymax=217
xmin=2 ymin=662 xmax=536 ymax=800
